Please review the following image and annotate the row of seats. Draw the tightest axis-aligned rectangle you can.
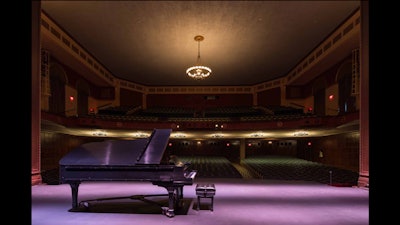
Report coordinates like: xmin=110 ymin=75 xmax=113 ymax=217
xmin=202 ymin=106 xmax=265 ymax=117
xmin=179 ymin=155 xmax=358 ymax=185
xmin=179 ymin=156 xmax=243 ymax=179
xmin=240 ymin=113 xmax=316 ymax=121
xmin=89 ymin=114 xmax=159 ymax=122
xmin=83 ymin=112 xmax=315 ymax=122
xmin=264 ymin=105 xmax=304 ymax=115
xmin=241 ymin=155 xmax=359 ymax=185
xmin=96 ymin=105 xmax=307 ymax=118
xmin=97 ymin=105 xmax=140 ymax=115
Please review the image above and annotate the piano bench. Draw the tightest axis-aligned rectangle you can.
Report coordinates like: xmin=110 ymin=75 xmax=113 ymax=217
xmin=196 ymin=183 xmax=216 ymax=211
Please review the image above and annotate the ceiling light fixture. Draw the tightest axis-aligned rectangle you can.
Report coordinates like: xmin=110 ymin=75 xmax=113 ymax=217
xmin=186 ymin=35 xmax=212 ymax=80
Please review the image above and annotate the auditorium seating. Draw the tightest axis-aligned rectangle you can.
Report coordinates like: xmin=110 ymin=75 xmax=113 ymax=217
xmin=178 ymin=156 xmax=243 ymax=178
xmin=203 ymin=106 xmax=265 ymax=117
xmin=264 ymin=105 xmax=304 ymax=115
xmin=241 ymin=155 xmax=358 ymax=186
xmin=91 ymin=105 xmax=313 ymax=122
xmin=97 ymin=105 xmax=141 ymax=116
xmin=42 ymin=155 xmax=358 ymax=186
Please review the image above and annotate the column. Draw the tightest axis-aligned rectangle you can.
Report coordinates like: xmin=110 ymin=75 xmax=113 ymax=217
xmin=358 ymin=1 xmax=369 ymax=188
xmin=32 ymin=1 xmax=42 ymax=185
xmin=240 ymin=138 xmax=246 ymax=161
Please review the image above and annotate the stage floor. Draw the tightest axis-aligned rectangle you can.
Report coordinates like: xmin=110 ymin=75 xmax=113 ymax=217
xmin=32 ymin=178 xmax=369 ymax=225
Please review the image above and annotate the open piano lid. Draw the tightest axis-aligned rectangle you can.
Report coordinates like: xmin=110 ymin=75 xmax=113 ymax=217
xmin=59 ymin=129 xmax=172 ymax=166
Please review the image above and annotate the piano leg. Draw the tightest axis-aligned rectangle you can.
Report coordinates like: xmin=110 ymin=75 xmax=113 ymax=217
xmin=154 ymin=182 xmax=188 ymax=217
xmin=68 ymin=182 xmax=81 ymax=210
xmin=177 ymin=186 xmax=183 ymax=200
xmin=163 ymin=186 xmax=176 ymax=217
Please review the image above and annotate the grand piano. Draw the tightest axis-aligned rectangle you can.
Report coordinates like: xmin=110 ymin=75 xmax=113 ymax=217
xmin=59 ymin=129 xmax=196 ymax=217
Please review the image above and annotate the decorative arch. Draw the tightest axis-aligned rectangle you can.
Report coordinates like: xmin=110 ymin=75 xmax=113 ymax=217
xmin=336 ymin=59 xmax=356 ymax=114
xmin=336 ymin=60 xmax=352 ymax=82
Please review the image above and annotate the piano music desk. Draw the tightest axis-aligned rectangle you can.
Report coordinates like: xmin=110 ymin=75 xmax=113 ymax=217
xmin=196 ymin=183 xmax=216 ymax=211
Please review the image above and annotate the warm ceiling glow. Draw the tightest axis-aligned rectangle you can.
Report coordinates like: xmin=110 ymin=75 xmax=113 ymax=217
xmin=92 ymin=130 xmax=107 ymax=136
xmin=211 ymin=133 xmax=224 ymax=138
xmin=293 ymin=130 xmax=309 ymax=137
xmin=250 ymin=132 xmax=265 ymax=138
xmin=172 ymin=133 xmax=186 ymax=138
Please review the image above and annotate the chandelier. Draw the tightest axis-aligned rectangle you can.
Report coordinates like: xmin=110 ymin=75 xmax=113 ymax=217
xmin=186 ymin=35 xmax=212 ymax=80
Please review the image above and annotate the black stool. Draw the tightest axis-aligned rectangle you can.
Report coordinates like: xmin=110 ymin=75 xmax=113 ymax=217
xmin=196 ymin=183 xmax=216 ymax=211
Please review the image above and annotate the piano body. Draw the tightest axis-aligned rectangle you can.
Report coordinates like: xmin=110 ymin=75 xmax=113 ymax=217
xmin=59 ymin=129 xmax=196 ymax=217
